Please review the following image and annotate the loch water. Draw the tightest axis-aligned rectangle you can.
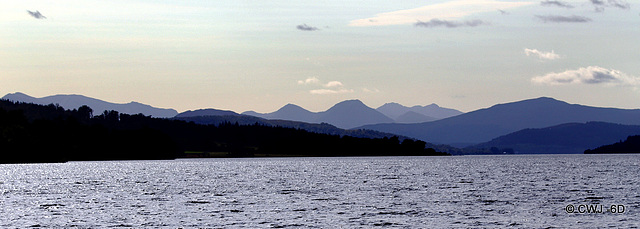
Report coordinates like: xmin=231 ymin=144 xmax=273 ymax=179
xmin=1 ymin=154 xmax=639 ymax=228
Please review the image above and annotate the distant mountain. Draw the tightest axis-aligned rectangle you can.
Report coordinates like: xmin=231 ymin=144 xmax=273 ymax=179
xmin=376 ymin=102 xmax=462 ymax=122
xmin=585 ymin=135 xmax=640 ymax=154
xmin=243 ymin=99 xmax=393 ymax=129
xmin=244 ymin=104 xmax=316 ymax=123
xmin=473 ymin=122 xmax=640 ymax=154
xmin=176 ymin=108 xmax=240 ymax=118
xmin=360 ymin=97 xmax=640 ymax=146
xmin=395 ymin=111 xmax=436 ymax=123
xmin=318 ymin=100 xmax=394 ymax=129
xmin=2 ymin=92 xmax=178 ymax=118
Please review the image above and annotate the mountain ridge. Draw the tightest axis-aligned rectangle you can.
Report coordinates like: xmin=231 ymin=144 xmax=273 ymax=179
xmin=2 ymin=92 xmax=178 ymax=118
xmin=360 ymin=97 xmax=640 ymax=146
xmin=243 ymin=99 xmax=394 ymax=129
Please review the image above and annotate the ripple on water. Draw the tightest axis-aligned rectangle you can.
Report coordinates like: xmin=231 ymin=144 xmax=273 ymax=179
xmin=0 ymin=155 xmax=638 ymax=227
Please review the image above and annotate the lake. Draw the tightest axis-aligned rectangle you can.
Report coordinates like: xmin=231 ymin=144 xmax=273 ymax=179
xmin=1 ymin=154 xmax=638 ymax=228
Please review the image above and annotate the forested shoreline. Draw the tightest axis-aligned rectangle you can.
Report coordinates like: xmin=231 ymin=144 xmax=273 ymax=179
xmin=0 ymin=100 xmax=447 ymax=163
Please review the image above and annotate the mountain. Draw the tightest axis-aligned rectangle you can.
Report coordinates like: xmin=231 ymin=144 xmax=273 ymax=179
xmin=175 ymin=108 xmax=240 ymax=118
xmin=317 ymin=100 xmax=394 ymax=129
xmin=395 ymin=111 xmax=436 ymax=123
xmin=360 ymin=97 xmax=640 ymax=146
xmin=473 ymin=122 xmax=640 ymax=154
xmin=376 ymin=102 xmax=463 ymax=122
xmin=243 ymin=99 xmax=393 ymax=129
xmin=2 ymin=92 xmax=178 ymax=118
xmin=244 ymin=104 xmax=316 ymax=123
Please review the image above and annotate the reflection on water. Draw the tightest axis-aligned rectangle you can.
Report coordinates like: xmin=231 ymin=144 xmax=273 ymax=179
xmin=1 ymin=154 xmax=638 ymax=228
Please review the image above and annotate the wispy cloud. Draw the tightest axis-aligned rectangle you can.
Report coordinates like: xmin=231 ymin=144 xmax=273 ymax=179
xmin=590 ymin=0 xmax=630 ymax=11
xmin=535 ymin=15 xmax=591 ymax=23
xmin=297 ymin=77 xmax=320 ymax=85
xmin=531 ymin=66 xmax=639 ymax=86
xmin=298 ymin=77 xmax=354 ymax=95
xmin=310 ymin=89 xmax=354 ymax=95
xmin=324 ymin=81 xmax=344 ymax=88
xmin=27 ymin=10 xmax=46 ymax=19
xmin=362 ymin=88 xmax=381 ymax=93
xmin=296 ymin=24 xmax=319 ymax=31
xmin=415 ymin=19 xmax=488 ymax=28
xmin=349 ymin=0 xmax=534 ymax=26
xmin=524 ymin=48 xmax=561 ymax=60
xmin=540 ymin=0 xmax=574 ymax=8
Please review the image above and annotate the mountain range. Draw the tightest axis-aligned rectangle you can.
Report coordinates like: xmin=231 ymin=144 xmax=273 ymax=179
xmin=243 ymin=100 xmax=394 ymax=129
xmin=2 ymin=92 xmax=178 ymax=118
xmin=376 ymin=102 xmax=463 ymax=123
xmin=6 ymin=92 xmax=640 ymax=155
xmin=360 ymin=97 xmax=640 ymax=147
xmin=242 ymin=100 xmax=463 ymax=129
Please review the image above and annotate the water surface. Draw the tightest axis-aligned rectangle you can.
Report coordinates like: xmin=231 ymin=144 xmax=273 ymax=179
xmin=1 ymin=154 xmax=638 ymax=228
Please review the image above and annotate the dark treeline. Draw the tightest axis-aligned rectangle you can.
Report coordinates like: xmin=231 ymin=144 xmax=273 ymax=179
xmin=0 ymin=100 xmax=447 ymax=163
xmin=584 ymin=135 xmax=640 ymax=154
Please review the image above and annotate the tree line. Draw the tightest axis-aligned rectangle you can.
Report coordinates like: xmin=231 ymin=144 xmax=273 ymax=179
xmin=0 ymin=100 xmax=447 ymax=163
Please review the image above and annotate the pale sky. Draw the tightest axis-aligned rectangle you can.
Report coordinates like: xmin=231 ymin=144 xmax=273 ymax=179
xmin=2 ymin=0 xmax=639 ymax=113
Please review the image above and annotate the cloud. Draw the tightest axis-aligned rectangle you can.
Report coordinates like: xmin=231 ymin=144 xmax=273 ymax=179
xmin=324 ymin=81 xmax=344 ymax=88
xmin=362 ymin=88 xmax=380 ymax=93
xmin=524 ymin=48 xmax=561 ymax=60
xmin=415 ymin=19 xmax=488 ymax=28
xmin=297 ymin=77 xmax=320 ymax=85
xmin=540 ymin=0 xmax=574 ymax=8
xmin=535 ymin=15 xmax=591 ymax=23
xmin=590 ymin=0 xmax=630 ymax=11
xmin=27 ymin=10 xmax=46 ymax=19
xmin=531 ymin=66 xmax=640 ymax=86
xmin=298 ymin=78 xmax=354 ymax=94
xmin=296 ymin=24 xmax=319 ymax=31
xmin=310 ymin=89 xmax=354 ymax=95
xmin=349 ymin=0 xmax=534 ymax=26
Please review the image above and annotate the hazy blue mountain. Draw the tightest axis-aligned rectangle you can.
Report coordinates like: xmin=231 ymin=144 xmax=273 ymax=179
xmin=473 ymin=122 xmax=640 ymax=154
xmin=2 ymin=92 xmax=178 ymax=118
xmin=243 ymin=104 xmax=316 ymax=123
xmin=360 ymin=97 xmax=640 ymax=146
xmin=317 ymin=100 xmax=394 ymax=129
xmin=243 ymin=99 xmax=393 ymax=129
xmin=176 ymin=108 xmax=239 ymax=118
xmin=395 ymin=111 xmax=436 ymax=123
xmin=376 ymin=102 xmax=462 ymax=122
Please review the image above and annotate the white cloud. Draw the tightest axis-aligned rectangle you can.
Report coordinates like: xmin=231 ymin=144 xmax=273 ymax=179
xmin=349 ymin=0 xmax=534 ymax=26
xmin=524 ymin=48 xmax=561 ymax=60
xmin=324 ymin=81 xmax=344 ymax=88
xmin=531 ymin=66 xmax=640 ymax=86
xmin=310 ymin=89 xmax=354 ymax=94
xmin=297 ymin=77 xmax=320 ymax=85
xmin=362 ymin=88 xmax=381 ymax=93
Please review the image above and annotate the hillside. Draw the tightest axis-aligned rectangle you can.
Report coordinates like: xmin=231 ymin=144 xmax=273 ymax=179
xmin=585 ymin=135 xmax=640 ymax=154
xmin=2 ymin=92 xmax=178 ymax=118
xmin=473 ymin=122 xmax=640 ymax=154
xmin=360 ymin=97 xmax=640 ymax=146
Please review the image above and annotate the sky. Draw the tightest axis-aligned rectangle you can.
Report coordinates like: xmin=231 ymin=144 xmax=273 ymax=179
xmin=2 ymin=0 xmax=639 ymax=113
